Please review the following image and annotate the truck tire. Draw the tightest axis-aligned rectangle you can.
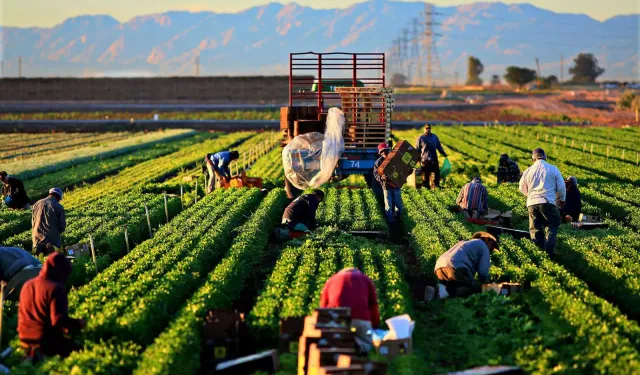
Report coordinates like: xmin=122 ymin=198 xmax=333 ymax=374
xmin=284 ymin=177 xmax=302 ymax=199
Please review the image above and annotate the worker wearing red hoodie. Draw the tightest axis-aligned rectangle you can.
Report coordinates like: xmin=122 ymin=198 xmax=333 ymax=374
xmin=18 ymin=252 xmax=86 ymax=362
xmin=320 ymin=268 xmax=379 ymax=353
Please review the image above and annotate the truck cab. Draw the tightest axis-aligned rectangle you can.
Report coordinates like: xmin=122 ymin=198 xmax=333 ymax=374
xmin=280 ymin=52 xmax=394 ymax=198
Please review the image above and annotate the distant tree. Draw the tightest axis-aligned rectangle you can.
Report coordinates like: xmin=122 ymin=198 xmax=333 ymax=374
xmin=466 ymin=56 xmax=484 ymax=85
xmin=569 ymin=53 xmax=605 ymax=83
xmin=504 ymin=66 xmax=537 ymax=89
xmin=490 ymin=74 xmax=501 ymax=86
xmin=391 ymin=73 xmax=408 ymax=86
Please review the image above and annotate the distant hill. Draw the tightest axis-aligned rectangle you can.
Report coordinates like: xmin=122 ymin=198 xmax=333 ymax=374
xmin=1 ymin=0 xmax=638 ymax=81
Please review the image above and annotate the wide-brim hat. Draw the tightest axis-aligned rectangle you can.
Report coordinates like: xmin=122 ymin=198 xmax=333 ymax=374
xmin=472 ymin=231 xmax=499 ymax=249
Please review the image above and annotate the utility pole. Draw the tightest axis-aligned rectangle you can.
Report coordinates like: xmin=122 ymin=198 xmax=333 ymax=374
xmin=422 ymin=3 xmax=442 ymax=88
xmin=560 ymin=54 xmax=564 ymax=83
xmin=195 ymin=55 xmax=200 ymax=76
xmin=535 ymin=57 xmax=541 ymax=77
xmin=410 ymin=18 xmax=422 ymax=86
xmin=18 ymin=57 xmax=23 ymax=78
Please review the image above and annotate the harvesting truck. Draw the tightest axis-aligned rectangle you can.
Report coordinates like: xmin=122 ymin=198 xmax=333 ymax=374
xmin=280 ymin=52 xmax=395 ymax=198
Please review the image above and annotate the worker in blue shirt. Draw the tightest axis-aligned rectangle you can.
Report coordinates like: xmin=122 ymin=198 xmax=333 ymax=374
xmin=415 ymin=124 xmax=447 ymax=189
xmin=205 ymin=151 xmax=240 ymax=193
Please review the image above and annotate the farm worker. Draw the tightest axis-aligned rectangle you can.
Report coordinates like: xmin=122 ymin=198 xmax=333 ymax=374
xmin=32 ymin=188 xmax=66 ymax=256
xmin=0 ymin=171 xmax=30 ymax=210
xmin=519 ymin=148 xmax=566 ymax=257
xmin=320 ymin=268 xmax=379 ymax=353
xmin=415 ymin=124 xmax=447 ymax=189
xmin=456 ymin=177 xmax=488 ymax=219
xmin=425 ymin=232 xmax=499 ymax=301
xmin=497 ymin=154 xmax=521 ymax=183
xmin=374 ymin=142 xmax=404 ymax=226
xmin=205 ymin=150 xmax=240 ymax=193
xmin=281 ymin=189 xmax=325 ymax=233
xmin=18 ymin=252 xmax=86 ymax=362
xmin=559 ymin=176 xmax=581 ymax=222
xmin=0 ymin=247 xmax=42 ymax=301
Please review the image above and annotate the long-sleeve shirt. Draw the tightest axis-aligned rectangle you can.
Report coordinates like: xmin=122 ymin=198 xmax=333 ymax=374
xmin=282 ymin=194 xmax=320 ymax=230
xmin=373 ymin=155 xmax=399 ymax=190
xmin=320 ymin=268 xmax=380 ymax=326
xmin=18 ymin=253 xmax=82 ymax=353
xmin=2 ymin=176 xmax=29 ymax=208
xmin=415 ymin=133 xmax=447 ymax=165
xmin=435 ymin=239 xmax=491 ymax=283
xmin=209 ymin=152 xmax=233 ymax=179
xmin=497 ymin=159 xmax=521 ymax=183
xmin=0 ymin=247 xmax=41 ymax=282
xmin=32 ymin=196 xmax=66 ymax=248
xmin=519 ymin=160 xmax=566 ymax=207
xmin=456 ymin=180 xmax=488 ymax=214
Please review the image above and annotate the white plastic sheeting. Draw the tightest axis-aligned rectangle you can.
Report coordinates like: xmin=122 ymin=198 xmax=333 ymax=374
xmin=282 ymin=107 xmax=345 ymax=190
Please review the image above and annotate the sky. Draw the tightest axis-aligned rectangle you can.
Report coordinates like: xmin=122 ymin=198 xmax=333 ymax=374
xmin=1 ymin=0 xmax=639 ymax=28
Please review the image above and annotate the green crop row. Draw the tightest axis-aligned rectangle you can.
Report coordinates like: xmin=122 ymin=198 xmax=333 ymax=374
xmin=316 ymin=188 xmax=387 ymax=232
xmin=18 ymin=188 xmax=264 ymax=374
xmin=62 ymin=132 xmax=251 ymax=208
xmin=404 ymin=188 xmax=640 ymax=373
xmin=132 ymin=188 xmax=288 ymax=375
xmin=5 ymin=129 xmax=195 ymax=180
xmin=248 ymin=227 xmax=412 ymax=343
xmin=0 ymin=132 xmax=134 ymax=161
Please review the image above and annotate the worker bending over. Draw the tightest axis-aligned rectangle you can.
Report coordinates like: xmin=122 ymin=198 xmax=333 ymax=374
xmin=19 ymin=252 xmax=86 ymax=362
xmin=426 ymin=232 xmax=499 ymax=301
xmin=0 ymin=247 xmax=42 ymax=301
xmin=281 ymin=189 xmax=324 ymax=233
xmin=320 ymin=268 xmax=379 ymax=353
xmin=560 ymin=176 xmax=581 ymax=222
xmin=374 ymin=143 xmax=404 ymax=226
xmin=205 ymin=151 xmax=240 ymax=193
xmin=519 ymin=148 xmax=565 ymax=257
xmin=497 ymin=154 xmax=521 ymax=183
xmin=456 ymin=177 xmax=488 ymax=219
xmin=415 ymin=124 xmax=447 ymax=189
xmin=32 ymin=188 xmax=66 ymax=256
xmin=1 ymin=171 xmax=30 ymax=210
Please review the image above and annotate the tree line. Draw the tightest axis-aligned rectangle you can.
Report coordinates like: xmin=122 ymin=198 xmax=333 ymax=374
xmin=466 ymin=53 xmax=606 ymax=89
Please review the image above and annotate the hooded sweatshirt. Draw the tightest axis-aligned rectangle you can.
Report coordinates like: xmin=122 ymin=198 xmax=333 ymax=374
xmin=18 ymin=252 xmax=81 ymax=351
xmin=320 ymin=268 xmax=380 ymax=326
xmin=282 ymin=194 xmax=320 ymax=230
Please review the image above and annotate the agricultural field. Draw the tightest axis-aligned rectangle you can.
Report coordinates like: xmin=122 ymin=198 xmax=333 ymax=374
xmin=0 ymin=124 xmax=639 ymax=374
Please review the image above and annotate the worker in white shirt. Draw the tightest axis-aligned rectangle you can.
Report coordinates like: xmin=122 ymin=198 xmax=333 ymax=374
xmin=519 ymin=148 xmax=566 ymax=257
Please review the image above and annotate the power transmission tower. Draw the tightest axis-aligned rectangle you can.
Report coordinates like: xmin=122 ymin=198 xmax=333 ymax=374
xmin=422 ymin=2 xmax=442 ymax=88
xmin=392 ymin=38 xmax=401 ymax=78
xmin=410 ymin=18 xmax=422 ymax=85
xmin=560 ymin=54 xmax=564 ymax=83
xmin=401 ymin=28 xmax=409 ymax=81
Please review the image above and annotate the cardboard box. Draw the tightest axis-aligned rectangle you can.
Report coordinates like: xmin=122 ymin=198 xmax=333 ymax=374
xmin=377 ymin=141 xmax=420 ymax=188
xmin=201 ymin=309 xmax=249 ymax=372
xmin=373 ymin=337 xmax=412 ymax=358
xmin=65 ymin=243 xmax=90 ymax=259
xmin=578 ymin=213 xmax=601 ymax=223
xmin=482 ymin=283 xmax=523 ymax=296
xmin=214 ymin=349 xmax=278 ymax=375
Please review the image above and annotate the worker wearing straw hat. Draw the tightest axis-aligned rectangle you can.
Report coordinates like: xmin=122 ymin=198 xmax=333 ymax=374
xmin=426 ymin=232 xmax=499 ymax=301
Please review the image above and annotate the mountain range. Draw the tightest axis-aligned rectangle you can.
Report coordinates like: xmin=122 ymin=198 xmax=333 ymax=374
xmin=0 ymin=0 xmax=638 ymax=81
